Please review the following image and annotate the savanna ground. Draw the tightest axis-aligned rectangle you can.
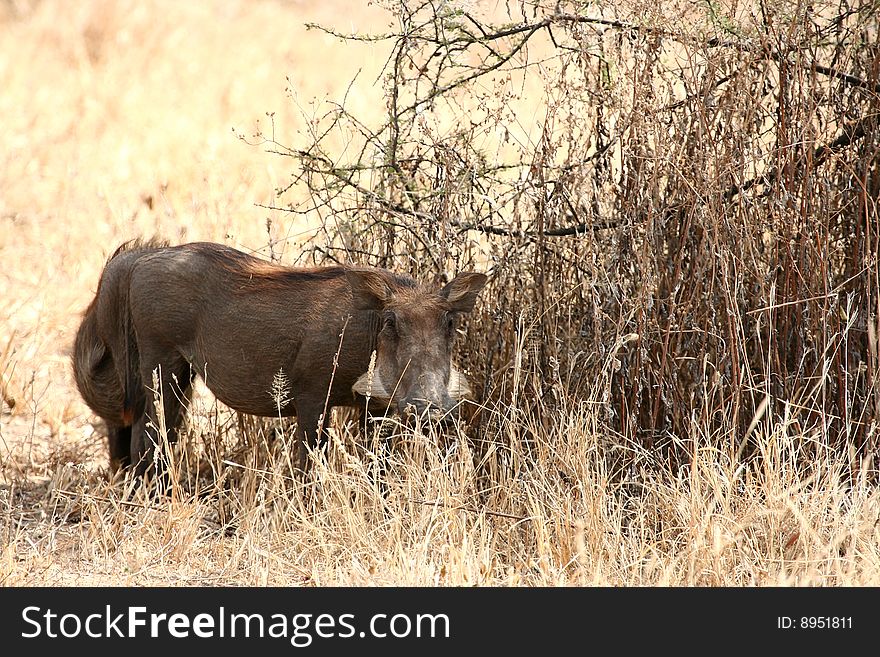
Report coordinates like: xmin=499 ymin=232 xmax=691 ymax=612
xmin=2 ymin=0 xmax=880 ymax=586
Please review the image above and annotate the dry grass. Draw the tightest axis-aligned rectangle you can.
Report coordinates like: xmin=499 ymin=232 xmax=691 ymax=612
xmin=2 ymin=0 xmax=880 ymax=586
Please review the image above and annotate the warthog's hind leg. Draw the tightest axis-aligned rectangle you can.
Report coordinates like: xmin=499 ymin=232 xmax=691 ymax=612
xmin=131 ymin=354 xmax=193 ymax=486
xmin=106 ymin=423 xmax=132 ymax=473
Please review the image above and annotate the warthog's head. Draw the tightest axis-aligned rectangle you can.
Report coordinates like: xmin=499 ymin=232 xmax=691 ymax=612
xmin=347 ymin=268 xmax=488 ymax=424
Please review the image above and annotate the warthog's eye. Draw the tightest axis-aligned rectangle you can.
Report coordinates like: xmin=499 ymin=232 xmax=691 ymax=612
xmin=444 ymin=312 xmax=455 ymax=336
xmin=382 ymin=311 xmax=398 ymax=335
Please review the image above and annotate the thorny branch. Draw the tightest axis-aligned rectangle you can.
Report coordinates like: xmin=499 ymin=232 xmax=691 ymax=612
xmin=285 ymin=2 xmax=878 ymax=239
xmin=254 ymin=0 xmax=880 ymax=463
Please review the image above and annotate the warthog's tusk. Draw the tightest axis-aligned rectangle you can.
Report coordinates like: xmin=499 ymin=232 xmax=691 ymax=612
xmin=351 ymin=371 xmax=391 ymax=401
xmin=352 ymin=364 xmax=472 ymax=401
xmin=446 ymin=366 xmax=472 ymax=399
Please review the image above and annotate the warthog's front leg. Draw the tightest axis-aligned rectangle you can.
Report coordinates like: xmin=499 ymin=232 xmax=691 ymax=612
xmin=293 ymin=396 xmax=331 ymax=474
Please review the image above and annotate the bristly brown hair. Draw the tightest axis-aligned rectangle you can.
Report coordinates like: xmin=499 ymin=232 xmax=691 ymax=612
xmin=109 ymin=237 xmax=170 ymax=262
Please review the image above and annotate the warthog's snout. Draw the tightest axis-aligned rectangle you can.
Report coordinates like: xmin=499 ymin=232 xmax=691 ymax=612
xmin=354 ymin=364 xmax=472 ymax=429
xmin=399 ymin=396 xmax=460 ymax=427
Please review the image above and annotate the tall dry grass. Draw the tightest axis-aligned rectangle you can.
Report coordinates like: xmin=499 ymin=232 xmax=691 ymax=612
xmin=2 ymin=0 xmax=880 ymax=586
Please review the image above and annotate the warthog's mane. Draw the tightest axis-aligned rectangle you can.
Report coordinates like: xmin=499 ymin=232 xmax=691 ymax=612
xmin=188 ymin=242 xmax=351 ymax=290
xmin=108 ymin=236 xmax=170 ymax=262
xmin=190 ymin=243 xmax=424 ymax=296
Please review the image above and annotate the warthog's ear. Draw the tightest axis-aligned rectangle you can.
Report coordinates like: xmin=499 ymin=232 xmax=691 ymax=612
xmin=346 ymin=268 xmax=393 ymax=311
xmin=440 ymin=272 xmax=488 ymax=313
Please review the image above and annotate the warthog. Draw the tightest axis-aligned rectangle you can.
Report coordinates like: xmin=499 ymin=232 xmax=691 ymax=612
xmin=73 ymin=239 xmax=487 ymax=478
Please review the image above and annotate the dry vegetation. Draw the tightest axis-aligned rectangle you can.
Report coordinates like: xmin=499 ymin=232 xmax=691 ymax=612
xmin=2 ymin=0 xmax=880 ymax=586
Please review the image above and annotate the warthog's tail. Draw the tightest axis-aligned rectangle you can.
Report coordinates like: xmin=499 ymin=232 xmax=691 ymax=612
xmin=72 ymin=238 xmax=168 ymax=429
xmin=73 ymin=296 xmax=127 ymax=425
